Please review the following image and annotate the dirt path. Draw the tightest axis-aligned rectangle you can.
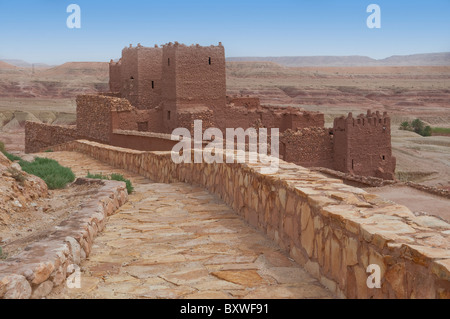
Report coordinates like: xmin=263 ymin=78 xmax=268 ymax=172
xmin=38 ymin=151 xmax=333 ymax=299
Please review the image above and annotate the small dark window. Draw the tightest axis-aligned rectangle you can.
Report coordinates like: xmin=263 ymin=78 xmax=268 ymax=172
xmin=130 ymin=76 xmax=134 ymax=80
xmin=168 ymin=58 xmax=170 ymax=66
xmin=382 ymin=155 xmax=385 ymax=160
xmin=167 ymin=111 xmax=171 ymax=120
xmin=209 ymin=57 xmax=211 ymax=65
xmin=152 ymin=81 xmax=154 ymax=89
xmin=352 ymin=159 xmax=354 ymax=169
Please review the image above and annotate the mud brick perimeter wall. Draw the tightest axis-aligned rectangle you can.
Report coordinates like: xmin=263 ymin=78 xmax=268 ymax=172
xmin=52 ymin=140 xmax=450 ymax=299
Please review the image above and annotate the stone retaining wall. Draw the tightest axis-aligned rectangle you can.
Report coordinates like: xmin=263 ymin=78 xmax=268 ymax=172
xmin=0 ymin=179 xmax=128 ymax=299
xmin=51 ymin=140 xmax=450 ymax=299
xmin=25 ymin=122 xmax=79 ymax=154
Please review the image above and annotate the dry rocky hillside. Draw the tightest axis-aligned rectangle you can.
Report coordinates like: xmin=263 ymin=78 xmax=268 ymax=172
xmin=0 ymin=152 xmax=109 ymax=260
xmin=0 ymin=153 xmax=48 ymax=250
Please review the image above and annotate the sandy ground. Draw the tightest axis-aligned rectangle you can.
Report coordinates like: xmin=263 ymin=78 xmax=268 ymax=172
xmin=366 ymin=185 xmax=450 ymax=222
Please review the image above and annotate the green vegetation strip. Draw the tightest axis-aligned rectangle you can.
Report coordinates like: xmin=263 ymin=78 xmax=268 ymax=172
xmin=1 ymin=140 xmax=75 ymax=190
xmin=87 ymin=171 xmax=134 ymax=194
xmin=19 ymin=157 xmax=75 ymax=190
xmin=431 ymin=127 xmax=450 ymax=134
xmin=0 ymin=141 xmax=21 ymax=161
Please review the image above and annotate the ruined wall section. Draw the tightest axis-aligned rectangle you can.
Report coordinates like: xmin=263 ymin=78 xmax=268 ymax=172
xmin=290 ymin=110 xmax=325 ymax=130
xmin=259 ymin=107 xmax=324 ymax=132
xmin=220 ymin=99 xmax=324 ymax=134
xmin=281 ymin=128 xmax=334 ymax=168
xmin=25 ymin=122 xmax=78 ymax=153
xmin=333 ymin=111 xmax=396 ymax=180
xmin=76 ymin=95 xmax=133 ymax=143
xmin=227 ymin=96 xmax=261 ymax=109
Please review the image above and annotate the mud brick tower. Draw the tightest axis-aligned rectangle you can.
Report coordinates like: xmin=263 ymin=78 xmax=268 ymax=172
xmin=333 ymin=110 xmax=396 ymax=179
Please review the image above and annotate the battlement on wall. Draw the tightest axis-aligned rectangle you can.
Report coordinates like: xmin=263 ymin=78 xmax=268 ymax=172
xmin=163 ymin=41 xmax=224 ymax=48
xmin=117 ymin=42 xmax=224 ymax=56
xmin=334 ymin=110 xmax=390 ymax=130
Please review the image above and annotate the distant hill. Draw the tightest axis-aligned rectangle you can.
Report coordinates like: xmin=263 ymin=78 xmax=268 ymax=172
xmin=0 ymin=61 xmax=17 ymax=69
xmin=1 ymin=59 xmax=52 ymax=68
xmin=227 ymin=52 xmax=450 ymax=67
xmin=41 ymin=62 xmax=109 ymax=77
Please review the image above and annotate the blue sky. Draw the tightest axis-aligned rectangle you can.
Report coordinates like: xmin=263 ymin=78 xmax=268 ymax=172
xmin=0 ymin=0 xmax=449 ymax=64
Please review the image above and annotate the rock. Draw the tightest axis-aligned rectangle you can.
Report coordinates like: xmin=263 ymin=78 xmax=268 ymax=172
xmin=212 ymin=270 xmax=263 ymax=287
xmin=31 ymin=280 xmax=53 ymax=299
xmin=65 ymin=237 xmax=81 ymax=265
xmin=2 ymin=274 xmax=32 ymax=299
xmin=32 ymin=262 xmax=55 ymax=285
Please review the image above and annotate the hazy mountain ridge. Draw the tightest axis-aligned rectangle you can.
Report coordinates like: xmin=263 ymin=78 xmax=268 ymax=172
xmin=227 ymin=52 xmax=450 ymax=67
xmin=1 ymin=59 xmax=54 ymax=68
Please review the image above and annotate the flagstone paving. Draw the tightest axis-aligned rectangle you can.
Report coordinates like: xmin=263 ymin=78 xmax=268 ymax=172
xmin=40 ymin=151 xmax=334 ymax=299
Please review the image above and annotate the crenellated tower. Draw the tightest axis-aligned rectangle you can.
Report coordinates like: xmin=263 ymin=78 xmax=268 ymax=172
xmin=333 ymin=110 xmax=396 ymax=179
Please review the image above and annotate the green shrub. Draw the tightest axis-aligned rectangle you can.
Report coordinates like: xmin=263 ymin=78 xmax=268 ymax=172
xmin=399 ymin=121 xmax=410 ymax=130
xmin=19 ymin=157 xmax=75 ymax=190
xmin=411 ymin=118 xmax=425 ymax=135
xmin=87 ymin=171 xmax=134 ymax=194
xmin=400 ymin=119 xmax=434 ymax=137
xmin=423 ymin=126 xmax=432 ymax=137
xmin=0 ymin=141 xmax=5 ymax=153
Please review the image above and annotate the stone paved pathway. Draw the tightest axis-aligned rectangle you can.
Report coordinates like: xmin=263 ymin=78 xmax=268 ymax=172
xmin=40 ymin=151 xmax=334 ymax=299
